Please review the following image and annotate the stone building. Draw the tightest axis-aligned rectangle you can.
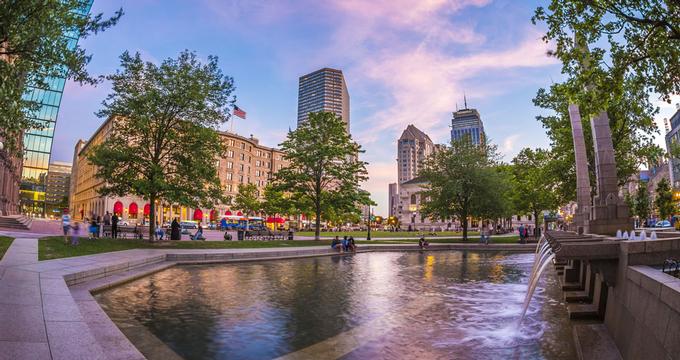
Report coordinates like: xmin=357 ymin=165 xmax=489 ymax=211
xmin=397 ymin=124 xmax=434 ymax=184
xmin=69 ymin=117 xmax=287 ymax=224
xmin=0 ymin=136 xmax=22 ymax=216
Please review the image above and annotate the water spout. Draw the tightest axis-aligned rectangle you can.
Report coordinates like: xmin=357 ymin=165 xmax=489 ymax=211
xmin=622 ymin=231 xmax=629 ymax=240
xmin=651 ymin=231 xmax=657 ymax=240
xmin=615 ymin=230 xmax=622 ymax=239
xmin=640 ymin=230 xmax=646 ymax=241
xmin=519 ymin=252 xmax=555 ymax=323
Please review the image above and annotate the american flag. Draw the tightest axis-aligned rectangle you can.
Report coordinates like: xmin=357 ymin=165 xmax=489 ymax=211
xmin=233 ymin=105 xmax=246 ymax=119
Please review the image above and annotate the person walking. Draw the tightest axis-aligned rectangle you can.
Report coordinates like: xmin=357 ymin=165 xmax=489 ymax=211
xmin=61 ymin=209 xmax=71 ymax=245
xmin=518 ymin=224 xmax=525 ymax=244
xmin=171 ymin=218 xmax=181 ymax=240
xmin=111 ymin=213 xmax=119 ymax=239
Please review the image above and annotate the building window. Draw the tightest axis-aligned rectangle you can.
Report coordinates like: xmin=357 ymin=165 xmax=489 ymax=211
xmin=226 ymin=162 xmax=233 ymax=169
xmin=239 ymin=164 xmax=244 ymax=171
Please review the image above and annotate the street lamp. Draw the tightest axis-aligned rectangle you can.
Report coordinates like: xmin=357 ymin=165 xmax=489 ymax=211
xmin=367 ymin=203 xmax=371 ymax=241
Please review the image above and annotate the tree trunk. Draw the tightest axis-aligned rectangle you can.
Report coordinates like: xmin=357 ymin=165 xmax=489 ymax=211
xmin=461 ymin=212 xmax=468 ymax=241
xmin=149 ymin=195 xmax=156 ymax=242
xmin=314 ymin=207 xmax=321 ymax=241
xmin=534 ymin=210 xmax=540 ymax=240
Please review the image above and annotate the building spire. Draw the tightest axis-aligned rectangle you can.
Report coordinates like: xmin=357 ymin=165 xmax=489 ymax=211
xmin=464 ymin=92 xmax=468 ymax=109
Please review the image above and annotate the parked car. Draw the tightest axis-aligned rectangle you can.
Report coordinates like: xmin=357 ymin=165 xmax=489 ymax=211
xmin=118 ymin=220 xmax=129 ymax=226
xmin=180 ymin=221 xmax=198 ymax=229
xmin=655 ymin=220 xmax=672 ymax=228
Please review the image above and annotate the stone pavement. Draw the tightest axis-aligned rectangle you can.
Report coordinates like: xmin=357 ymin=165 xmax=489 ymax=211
xmin=0 ymin=231 xmax=534 ymax=359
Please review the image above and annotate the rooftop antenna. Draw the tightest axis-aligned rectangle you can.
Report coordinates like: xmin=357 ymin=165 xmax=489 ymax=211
xmin=464 ymin=92 xmax=468 ymax=109
xmin=455 ymin=102 xmax=458 ymax=111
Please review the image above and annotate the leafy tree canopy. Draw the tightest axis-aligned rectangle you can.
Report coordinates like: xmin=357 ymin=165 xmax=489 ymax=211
xmin=274 ymin=111 xmax=371 ymax=240
xmin=233 ymin=183 xmax=261 ymax=216
xmin=88 ymin=50 xmax=234 ymax=240
xmin=511 ymin=148 xmax=561 ymax=231
xmin=419 ymin=138 xmax=502 ymax=240
xmin=0 ymin=0 xmax=122 ymax=152
xmin=534 ymin=0 xmax=679 ymax=101
xmin=655 ymin=177 xmax=675 ymax=220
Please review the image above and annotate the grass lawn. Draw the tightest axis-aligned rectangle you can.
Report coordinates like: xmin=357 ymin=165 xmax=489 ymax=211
xmin=295 ymin=230 xmax=480 ymax=238
xmin=0 ymin=236 xmax=14 ymax=261
xmin=38 ymin=235 xmax=522 ymax=260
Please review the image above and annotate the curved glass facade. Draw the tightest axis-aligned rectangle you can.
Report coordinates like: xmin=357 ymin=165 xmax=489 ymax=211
xmin=20 ymin=0 xmax=94 ymax=216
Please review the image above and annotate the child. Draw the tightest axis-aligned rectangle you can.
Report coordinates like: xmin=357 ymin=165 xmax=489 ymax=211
xmin=71 ymin=221 xmax=81 ymax=246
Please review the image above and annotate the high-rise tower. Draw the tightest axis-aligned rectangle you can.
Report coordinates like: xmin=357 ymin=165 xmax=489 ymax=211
xmin=19 ymin=1 xmax=94 ymax=216
xmin=297 ymin=68 xmax=350 ymax=132
xmin=451 ymin=97 xmax=485 ymax=145
xmin=397 ymin=125 xmax=434 ymax=184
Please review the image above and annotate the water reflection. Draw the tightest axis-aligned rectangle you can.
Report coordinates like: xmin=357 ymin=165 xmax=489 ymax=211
xmin=95 ymin=251 xmax=576 ymax=360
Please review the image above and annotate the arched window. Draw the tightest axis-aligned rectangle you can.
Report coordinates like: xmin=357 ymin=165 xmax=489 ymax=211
xmin=129 ymin=203 xmax=138 ymax=219
xmin=113 ymin=201 xmax=123 ymax=216
xmin=410 ymin=194 xmax=417 ymax=205
xmin=193 ymin=209 xmax=203 ymax=221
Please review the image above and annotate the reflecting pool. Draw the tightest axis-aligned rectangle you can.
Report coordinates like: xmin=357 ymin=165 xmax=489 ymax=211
xmin=94 ymin=251 xmax=576 ymax=360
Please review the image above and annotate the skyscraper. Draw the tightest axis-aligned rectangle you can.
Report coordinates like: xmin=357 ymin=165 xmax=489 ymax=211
xmin=19 ymin=1 xmax=94 ymax=216
xmin=45 ymin=161 xmax=72 ymax=217
xmin=297 ymin=68 xmax=350 ymax=131
xmin=451 ymin=102 xmax=485 ymax=145
xmin=397 ymin=124 xmax=434 ymax=184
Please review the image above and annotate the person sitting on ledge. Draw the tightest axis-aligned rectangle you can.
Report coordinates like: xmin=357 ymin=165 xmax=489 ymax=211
xmin=418 ymin=236 xmax=429 ymax=250
xmin=331 ymin=236 xmax=343 ymax=252
xmin=348 ymin=236 xmax=357 ymax=252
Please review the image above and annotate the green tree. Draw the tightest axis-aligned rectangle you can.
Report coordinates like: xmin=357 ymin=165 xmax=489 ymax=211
xmin=533 ymin=0 xmax=679 ymax=101
xmin=655 ymin=178 xmax=675 ymax=220
xmin=88 ymin=50 xmax=234 ymax=240
xmin=511 ymin=148 xmax=561 ymax=233
xmin=274 ymin=111 xmax=370 ymax=240
xmin=0 ymin=0 xmax=122 ymax=152
xmin=419 ymin=138 xmax=501 ymax=241
xmin=234 ymin=183 xmax=261 ymax=216
xmin=633 ymin=182 xmax=651 ymax=223
xmin=261 ymin=185 xmax=293 ymax=216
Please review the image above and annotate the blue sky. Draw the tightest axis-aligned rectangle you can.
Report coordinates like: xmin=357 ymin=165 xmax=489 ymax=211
xmin=53 ymin=0 xmax=677 ymax=215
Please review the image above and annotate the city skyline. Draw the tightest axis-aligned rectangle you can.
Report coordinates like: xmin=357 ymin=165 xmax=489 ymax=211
xmin=50 ymin=0 xmax=679 ymax=216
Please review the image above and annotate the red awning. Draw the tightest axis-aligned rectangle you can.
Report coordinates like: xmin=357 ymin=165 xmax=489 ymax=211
xmin=113 ymin=201 xmax=123 ymax=215
xmin=193 ymin=209 xmax=203 ymax=221
xmin=225 ymin=210 xmax=232 ymax=216
xmin=129 ymin=202 xmax=138 ymax=214
xmin=236 ymin=211 xmax=243 ymax=216
xmin=144 ymin=204 xmax=150 ymax=215
xmin=266 ymin=217 xmax=286 ymax=224
xmin=210 ymin=210 xmax=218 ymax=221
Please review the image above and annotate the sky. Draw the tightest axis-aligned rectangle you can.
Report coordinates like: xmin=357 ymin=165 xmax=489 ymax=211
xmin=53 ymin=0 xmax=679 ymax=216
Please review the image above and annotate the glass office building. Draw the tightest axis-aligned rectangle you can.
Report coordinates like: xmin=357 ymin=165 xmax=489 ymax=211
xmin=297 ymin=68 xmax=350 ymax=132
xmin=451 ymin=108 xmax=485 ymax=146
xmin=20 ymin=0 xmax=94 ymax=216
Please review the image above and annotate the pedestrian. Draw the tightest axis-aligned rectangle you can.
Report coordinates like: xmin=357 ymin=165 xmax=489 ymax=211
xmin=96 ymin=215 xmax=102 ymax=237
xmin=111 ymin=213 xmax=119 ymax=239
xmin=61 ymin=209 xmax=71 ymax=245
xmin=71 ymin=221 xmax=80 ymax=246
xmin=342 ymin=235 xmax=349 ymax=252
xmin=518 ymin=224 xmax=525 ymax=244
xmin=348 ymin=236 xmax=357 ymax=252
xmin=171 ymin=217 xmax=181 ymax=240
xmin=88 ymin=218 xmax=97 ymax=240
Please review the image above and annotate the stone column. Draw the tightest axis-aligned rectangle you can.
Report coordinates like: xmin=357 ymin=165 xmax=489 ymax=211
xmin=569 ymin=104 xmax=591 ymax=232
xmin=590 ymin=111 xmax=620 ymax=205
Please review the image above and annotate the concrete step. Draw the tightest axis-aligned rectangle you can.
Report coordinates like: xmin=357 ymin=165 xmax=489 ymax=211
xmin=568 ymin=303 xmax=600 ymax=320
xmin=573 ymin=324 xmax=622 ymax=360
xmin=562 ymin=281 xmax=584 ymax=291
xmin=0 ymin=215 xmax=32 ymax=230
xmin=564 ymin=290 xmax=591 ymax=303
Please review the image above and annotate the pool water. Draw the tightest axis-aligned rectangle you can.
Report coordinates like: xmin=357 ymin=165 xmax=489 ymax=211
xmin=94 ymin=251 xmax=577 ymax=360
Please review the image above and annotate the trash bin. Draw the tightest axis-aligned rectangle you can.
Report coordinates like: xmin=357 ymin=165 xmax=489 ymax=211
xmin=237 ymin=229 xmax=244 ymax=241
xmin=288 ymin=230 xmax=294 ymax=241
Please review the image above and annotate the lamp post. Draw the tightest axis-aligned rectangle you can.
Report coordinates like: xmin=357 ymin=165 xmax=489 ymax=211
xmin=367 ymin=204 xmax=372 ymax=241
